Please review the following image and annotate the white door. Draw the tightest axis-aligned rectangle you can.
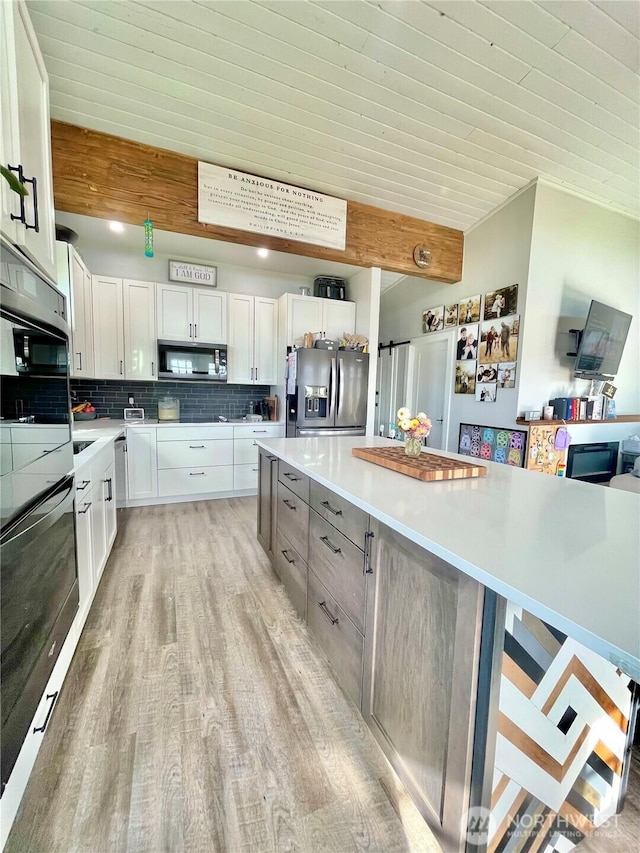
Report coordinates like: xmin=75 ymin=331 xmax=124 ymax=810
xmin=227 ymin=293 xmax=253 ymax=384
xmin=322 ymin=300 xmax=356 ymax=342
xmin=123 ymin=279 xmax=156 ymax=380
xmin=287 ymin=294 xmax=323 ymax=346
xmin=375 ymin=349 xmax=393 ymax=436
xmin=193 ymin=288 xmax=226 ymax=343
xmin=92 ymin=276 xmax=124 ymax=379
xmin=70 ymin=251 xmax=94 ymax=377
xmin=12 ymin=2 xmax=56 ymax=279
xmin=254 ymin=297 xmax=278 ymax=385
xmin=156 ymin=283 xmax=192 ymax=341
xmin=126 ymin=427 xmax=158 ymax=500
xmin=409 ymin=336 xmax=451 ymax=451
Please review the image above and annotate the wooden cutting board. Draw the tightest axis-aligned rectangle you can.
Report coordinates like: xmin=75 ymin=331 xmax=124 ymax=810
xmin=352 ymin=446 xmax=486 ymax=481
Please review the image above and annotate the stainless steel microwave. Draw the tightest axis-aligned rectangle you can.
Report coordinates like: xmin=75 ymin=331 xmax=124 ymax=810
xmin=157 ymin=340 xmax=227 ymax=381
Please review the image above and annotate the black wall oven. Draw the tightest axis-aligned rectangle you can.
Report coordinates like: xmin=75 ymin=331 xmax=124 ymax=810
xmin=0 ymin=239 xmax=78 ymax=794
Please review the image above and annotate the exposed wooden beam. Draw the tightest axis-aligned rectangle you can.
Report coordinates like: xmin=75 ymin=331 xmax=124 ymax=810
xmin=51 ymin=121 xmax=463 ymax=283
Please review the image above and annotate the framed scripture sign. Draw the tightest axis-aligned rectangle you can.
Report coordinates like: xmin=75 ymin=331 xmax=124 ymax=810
xmin=169 ymin=260 xmax=217 ymax=286
xmin=198 ymin=162 xmax=347 ymax=251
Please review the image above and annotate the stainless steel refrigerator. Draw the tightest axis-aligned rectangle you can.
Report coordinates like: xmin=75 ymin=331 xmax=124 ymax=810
xmin=286 ymin=348 xmax=369 ymax=437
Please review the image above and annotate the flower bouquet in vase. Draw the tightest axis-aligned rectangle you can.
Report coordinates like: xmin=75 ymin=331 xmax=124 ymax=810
xmin=396 ymin=408 xmax=431 ymax=458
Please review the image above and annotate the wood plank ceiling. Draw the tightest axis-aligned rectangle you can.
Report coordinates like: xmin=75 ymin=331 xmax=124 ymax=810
xmin=27 ymin=0 xmax=639 ymax=232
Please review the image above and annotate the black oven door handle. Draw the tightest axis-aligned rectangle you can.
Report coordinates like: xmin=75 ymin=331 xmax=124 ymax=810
xmin=0 ymin=477 xmax=74 ymax=546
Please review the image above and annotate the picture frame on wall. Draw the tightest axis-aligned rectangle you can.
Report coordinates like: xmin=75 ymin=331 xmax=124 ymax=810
xmin=455 ymin=361 xmax=476 ymax=394
xmin=479 ymin=316 xmax=519 ymax=363
xmin=422 ymin=305 xmax=445 ymax=333
xmin=458 ymin=295 xmax=481 ymax=324
xmin=455 ymin=324 xmax=478 ymax=360
xmin=444 ymin=303 xmax=458 ymax=327
xmin=483 ymin=284 xmax=518 ymax=321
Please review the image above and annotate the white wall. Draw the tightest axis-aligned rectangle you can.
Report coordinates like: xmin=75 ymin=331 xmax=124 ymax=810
xmin=379 ymin=184 xmax=536 ymax=450
xmin=76 ymin=245 xmax=314 ymax=299
xmin=518 ymin=183 xmax=640 ymax=417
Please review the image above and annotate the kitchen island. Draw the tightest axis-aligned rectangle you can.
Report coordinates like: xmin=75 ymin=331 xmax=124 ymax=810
xmin=256 ymin=435 xmax=639 ymax=853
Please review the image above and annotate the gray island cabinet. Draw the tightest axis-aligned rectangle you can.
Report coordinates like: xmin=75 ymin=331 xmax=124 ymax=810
xmin=256 ymin=437 xmax=639 ymax=853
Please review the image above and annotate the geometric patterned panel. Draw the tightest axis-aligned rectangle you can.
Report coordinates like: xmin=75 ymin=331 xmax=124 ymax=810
xmin=489 ymin=603 xmax=633 ymax=853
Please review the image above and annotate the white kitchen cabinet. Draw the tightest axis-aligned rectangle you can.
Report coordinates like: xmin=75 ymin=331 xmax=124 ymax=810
xmin=227 ymin=294 xmax=278 ymax=385
xmin=193 ymin=287 xmax=226 ymax=343
xmin=126 ymin=426 xmax=158 ymax=500
xmin=157 ymin=283 xmax=227 ymax=344
xmin=92 ymin=275 xmax=124 ymax=379
xmin=0 ymin=1 xmax=56 ymax=280
xmin=75 ymin=492 xmax=93 ymax=628
xmin=278 ymin=293 xmax=356 ymax=349
xmin=1 ymin=318 xmax=17 ymax=375
xmin=56 ymin=242 xmax=94 ymax=377
xmin=123 ymin=279 xmax=156 ymax=380
xmin=89 ymin=478 xmax=106 ymax=586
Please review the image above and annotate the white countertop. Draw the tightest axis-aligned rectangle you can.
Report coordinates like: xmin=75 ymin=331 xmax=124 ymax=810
xmin=257 ymin=436 xmax=640 ymax=682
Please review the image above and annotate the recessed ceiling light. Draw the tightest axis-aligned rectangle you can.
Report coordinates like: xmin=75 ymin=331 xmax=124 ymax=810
xmin=257 ymin=248 xmax=269 ymax=258
xmin=109 ymin=221 xmax=125 ymax=233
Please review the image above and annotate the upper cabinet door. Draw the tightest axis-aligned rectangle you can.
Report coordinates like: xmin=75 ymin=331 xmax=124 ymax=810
xmin=227 ymin=293 xmax=254 ymax=384
xmin=322 ymin=300 xmax=356 ymax=343
xmin=254 ymin=297 xmax=278 ymax=385
xmin=70 ymin=249 xmax=94 ymax=377
xmin=286 ymin=294 xmax=323 ymax=347
xmin=92 ymin=276 xmax=124 ymax=379
xmin=156 ymin=283 xmax=192 ymax=341
xmin=123 ymin=279 xmax=156 ymax=381
xmin=9 ymin=2 xmax=56 ymax=280
xmin=193 ymin=288 xmax=227 ymax=344
xmin=0 ymin=2 xmax=20 ymax=245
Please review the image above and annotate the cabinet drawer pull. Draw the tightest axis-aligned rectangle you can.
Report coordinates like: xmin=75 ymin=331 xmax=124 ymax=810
xmin=283 ymin=472 xmax=300 ymax=481
xmin=23 ymin=174 xmax=39 ymax=232
xmin=281 ymin=549 xmax=295 ymax=564
xmin=104 ymin=477 xmax=113 ymax=502
xmin=76 ymin=351 xmax=83 ymax=370
xmin=282 ymin=499 xmax=296 ymax=510
xmin=189 ymin=323 xmax=193 ymax=338
xmin=320 ymin=535 xmax=341 ymax=554
xmin=189 ymin=471 xmax=206 ymax=476
xmin=8 ymin=164 xmax=27 ymax=225
xmin=189 ymin=445 xmax=206 ymax=448
xmin=76 ymin=480 xmax=90 ymax=490
xmin=253 ymin=430 xmax=267 ymax=433
xmin=268 ymin=455 xmax=277 ymax=461
xmin=318 ymin=600 xmax=339 ymax=626
xmin=33 ymin=691 xmax=58 ymax=734
xmin=252 ymin=467 xmax=258 ymax=472
xmin=321 ymin=500 xmax=342 ymax=516
xmin=119 ymin=360 xmax=123 ymax=375
xmin=78 ymin=501 xmax=92 ymax=515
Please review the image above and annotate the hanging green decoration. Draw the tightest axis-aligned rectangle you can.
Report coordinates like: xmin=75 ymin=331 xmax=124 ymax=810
xmin=144 ymin=217 xmax=154 ymax=257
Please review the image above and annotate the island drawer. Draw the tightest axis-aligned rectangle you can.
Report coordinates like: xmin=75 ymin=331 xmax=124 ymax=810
xmin=276 ymin=481 xmax=309 ymax=562
xmin=310 ymin=481 xmax=369 ymax=549
xmin=156 ymin=426 xmax=234 ymax=441
xmin=307 ymin=569 xmax=363 ymax=709
xmin=158 ymin=465 xmax=233 ymax=497
xmin=157 ymin=439 xmax=234 ymax=469
xmin=278 ymin=462 xmax=310 ymax=504
xmin=308 ymin=511 xmax=366 ymax=634
xmin=275 ymin=530 xmax=307 ymax=621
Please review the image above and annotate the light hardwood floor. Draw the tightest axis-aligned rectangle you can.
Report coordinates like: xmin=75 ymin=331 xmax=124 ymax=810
xmin=6 ymin=498 xmax=442 ymax=853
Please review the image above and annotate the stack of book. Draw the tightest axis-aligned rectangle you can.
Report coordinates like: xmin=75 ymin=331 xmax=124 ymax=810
xmin=548 ymin=396 xmax=605 ymax=420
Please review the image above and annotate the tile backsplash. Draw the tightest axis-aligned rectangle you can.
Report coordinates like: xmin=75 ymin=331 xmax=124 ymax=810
xmin=71 ymin=379 xmax=272 ymax=420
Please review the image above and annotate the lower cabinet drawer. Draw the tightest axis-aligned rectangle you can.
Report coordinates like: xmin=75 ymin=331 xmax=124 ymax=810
xmin=276 ymin=481 xmax=309 ymax=562
xmin=157 ymin=439 xmax=233 ymax=469
xmin=310 ymin=480 xmax=369 ymax=549
xmin=158 ymin=465 xmax=234 ymax=497
xmin=307 ymin=569 xmax=363 ymax=709
xmin=233 ymin=463 xmax=259 ymax=491
xmin=275 ymin=531 xmax=307 ymax=621
xmin=308 ymin=511 xmax=366 ymax=634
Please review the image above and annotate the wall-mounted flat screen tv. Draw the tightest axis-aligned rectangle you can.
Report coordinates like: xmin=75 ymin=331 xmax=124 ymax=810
xmin=574 ymin=300 xmax=632 ymax=379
